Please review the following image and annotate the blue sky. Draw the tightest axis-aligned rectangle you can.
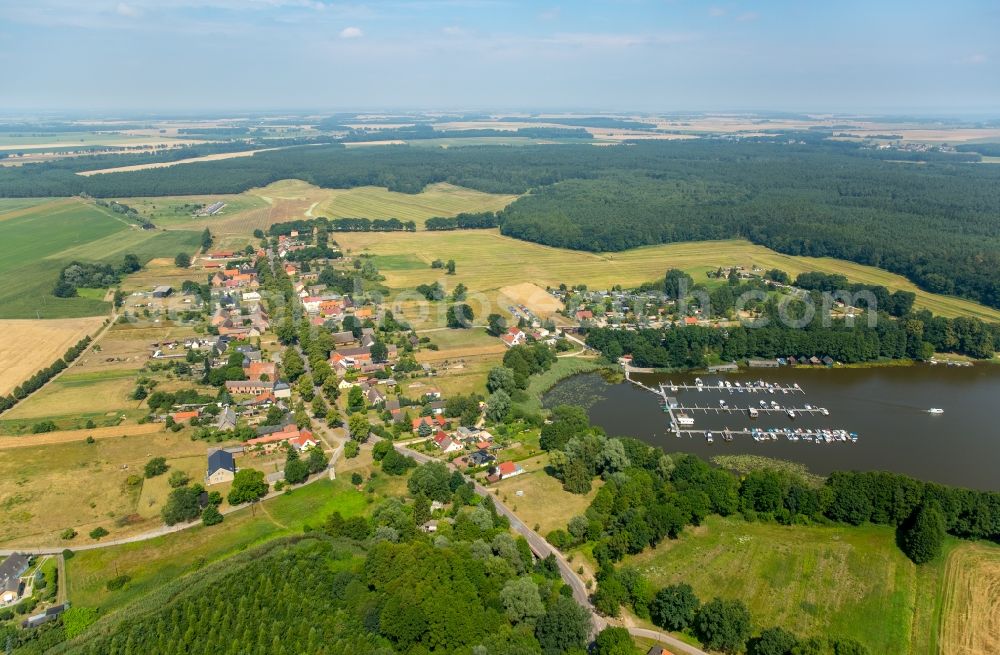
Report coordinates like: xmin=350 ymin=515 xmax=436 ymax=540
xmin=1 ymin=0 xmax=997 ymax=114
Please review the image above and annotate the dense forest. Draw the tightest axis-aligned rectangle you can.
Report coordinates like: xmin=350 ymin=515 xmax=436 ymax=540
xmin=1 ymin=139 xmax=998 ymax=307
xmin=42 ymin=464 xmax=596 ymax=655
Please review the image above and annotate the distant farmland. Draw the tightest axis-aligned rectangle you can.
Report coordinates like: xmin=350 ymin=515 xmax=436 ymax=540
xmin=119 ymin=179 xmax=518 ymax=235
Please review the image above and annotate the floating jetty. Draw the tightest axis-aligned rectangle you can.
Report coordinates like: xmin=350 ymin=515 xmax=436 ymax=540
xmin=659 ymin=403 xmax=830 ymax=416
xmin=663 ymin=379 xmax=805 ymax=394
xmin=674 ymin=427 xmax=858 ymax=444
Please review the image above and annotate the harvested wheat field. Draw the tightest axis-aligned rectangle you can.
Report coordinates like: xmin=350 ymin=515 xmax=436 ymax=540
xmin=0 ymin=422 xmax=164 ymax=450
xmin=499 ymin=282 xmax=564 ymax=317
xmin=0 ymin=317 xmax=105 ymax=396
xmin=938 ymin=543 xmax=1000 ymax=655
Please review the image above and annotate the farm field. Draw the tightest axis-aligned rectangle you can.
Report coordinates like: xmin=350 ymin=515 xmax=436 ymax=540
xmin=334 ymin=231 xmax=1000 ymax=322
xmin=1 ymin=369 xmax=141 ymax=422
xmin=0 ymin=426 xmax=208 ymax=547
xmin=0 ymin=316 xmax=104 ymax=396
xmin=0 ymin=197 xmax=201 ymax=318
xmin=625 ymin=515 xmax=937 ymax=654
xmin=66 ymin=479 xmax=368 ymax=613
xmin=0 ymin=132 xmax=204 ymax=150
xmin=316 ymin=182 xmax=518 ymax=225
xmin=0 ymin=199 xmax=124 ymax=318
xmin=0 ymin=197 xmax=54 ymax=218
xmin=937 ymin=542 xmax=1000 ymax=655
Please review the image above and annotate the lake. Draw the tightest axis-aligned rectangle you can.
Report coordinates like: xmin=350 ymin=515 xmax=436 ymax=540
xmin=543 ymin=364 xmax=1000 ymax=490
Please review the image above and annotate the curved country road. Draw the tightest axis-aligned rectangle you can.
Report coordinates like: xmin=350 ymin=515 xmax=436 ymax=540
xmin=394 ymin=443 xmax=708 ymax=655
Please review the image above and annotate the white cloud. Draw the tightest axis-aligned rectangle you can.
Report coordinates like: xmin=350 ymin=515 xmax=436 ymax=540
xmin=736 ymin=11 xmax=759 ymax=22
xmin=116 ymin=3 xmax=138 ymax=17
xmin=708 ymin=7 xmax=726 ymax=18
xmin=442 ymin=26 xmax=466 ymax=36
xmin=544 ymin=32 xmax=697 ymax=49
xmin=538 ymin=7 xmax=560 ymax=21
xmin=966 ymin=53 xmax=987 ymax=65
xmin=339 ymin=26 xmax=363 ymax=38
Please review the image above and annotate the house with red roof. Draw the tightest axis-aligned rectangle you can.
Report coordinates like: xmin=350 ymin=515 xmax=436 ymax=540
xmin=487 ymin=460 xmax=525 ymax=483
xmin=432 ymin=430 xmax=463 ymax=453
xmin=245 ymin=361 xmax=276 ymax=382
xmin=171 ymin=410 xmax=200 ymax=423
xmin=412 ymin=416 xmax=447 ymax=433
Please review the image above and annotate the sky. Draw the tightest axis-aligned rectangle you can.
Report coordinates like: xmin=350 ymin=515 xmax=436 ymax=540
xmin=0 ymin=0 xmax=997 ymax=114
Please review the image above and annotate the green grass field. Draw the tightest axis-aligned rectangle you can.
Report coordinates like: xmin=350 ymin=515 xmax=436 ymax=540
xmin=0 ymin=198 xmax=200 ymax=318
xmin=117 ymin=193 xmax=268 ymax=228
xmin=66 ymin=479 xmax=367 ymax=613
xmin=626 ymin=515 xmax=942 ymax=654
xmin=317 ymin=182 xmax=518 ymax=226
xmin=0 ymin=197 xmax=54 ymax=217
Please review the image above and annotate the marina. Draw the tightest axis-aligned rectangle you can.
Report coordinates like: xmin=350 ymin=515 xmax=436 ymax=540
xmin=618 ymin=367 xmax=853 ymax=444
xmin=544 ymin=364 xmax=1000 ymax=490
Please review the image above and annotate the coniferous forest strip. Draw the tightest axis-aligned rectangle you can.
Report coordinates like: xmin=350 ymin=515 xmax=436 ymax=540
xmin=2 ymin=139 xmax=999 ymax=308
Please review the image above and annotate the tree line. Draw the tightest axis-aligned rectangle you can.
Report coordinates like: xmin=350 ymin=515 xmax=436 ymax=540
xmin=584 ymin=305 xmax=999 ymax=366
xmin=424 ymin=211 xmax=500 ymax=230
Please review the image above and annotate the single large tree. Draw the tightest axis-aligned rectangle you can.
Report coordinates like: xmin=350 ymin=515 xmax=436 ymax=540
xmin=593 ymin=627 xmax=639 ymax=655
xmin=447 ymin=303 xmax=474 ymax=328
xmin=485 ymin=390 xmax=511 ymax=423
xmin=486 ymin=366 xmax=516 ymax=395
xmin=901 ymin=500 xmax=946 ymax=564
xmin=650 ymin=583 xmax=700 ymax=631
xmin=747 ymin=626 xmax=799 ymax=655
xmin=486 ymin=313 xmax=508 ymax=336
xmin=663 ymin=268 xmax=693 ymax=300
xmin=694 ymin=598 xmax=752 ymax=654
xmin=227 ymin=469 xmax=269 ymax=505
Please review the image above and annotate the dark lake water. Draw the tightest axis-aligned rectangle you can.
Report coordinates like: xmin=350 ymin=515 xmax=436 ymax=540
xmin=543 ymin=364 xmax=1000 ymax=490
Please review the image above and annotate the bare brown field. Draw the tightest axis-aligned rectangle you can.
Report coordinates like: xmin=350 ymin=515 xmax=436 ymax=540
xmin=0 ymin=427 xmax=212 ymax=546
xmin=0 ymin=317 xmax=105 ymax=395
xmin=938 ymin=543 xmax=1000 ymax=655
xmin=499 ymin=282 xmax=565 ymax=317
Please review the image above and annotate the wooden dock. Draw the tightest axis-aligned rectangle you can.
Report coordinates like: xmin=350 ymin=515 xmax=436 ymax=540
xmin=663 ymin=381 xmax=805 ymax=394
xmin=662 ymin=404 xmax=829 ymax=416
